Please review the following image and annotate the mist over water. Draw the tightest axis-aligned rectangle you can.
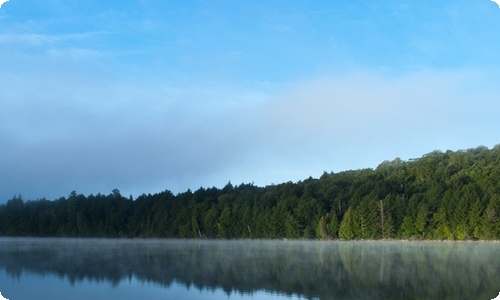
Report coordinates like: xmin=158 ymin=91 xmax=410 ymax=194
xmin=0 ymin=238 xmax=498 ymax=300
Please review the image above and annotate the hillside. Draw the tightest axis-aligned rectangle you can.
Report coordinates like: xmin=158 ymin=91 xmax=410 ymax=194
xmin=1 ymin=145 xmax=499 ymax=240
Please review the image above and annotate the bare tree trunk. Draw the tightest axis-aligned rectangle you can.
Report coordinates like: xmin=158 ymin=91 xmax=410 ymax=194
xmin=196 ymin=220 xmax=202 ymax=237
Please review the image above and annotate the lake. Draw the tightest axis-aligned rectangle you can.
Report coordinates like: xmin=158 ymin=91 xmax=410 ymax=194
xmin=0 ymin=238 xmax=498 ymax=300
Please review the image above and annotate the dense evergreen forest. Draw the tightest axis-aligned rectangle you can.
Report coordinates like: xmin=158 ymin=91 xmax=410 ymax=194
xmin=1 ymin=145 xmax=499 ymax=240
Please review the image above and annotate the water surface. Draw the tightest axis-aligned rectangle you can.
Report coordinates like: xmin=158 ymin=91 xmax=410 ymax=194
xmin=0 ymin=238 xmax=498 ymax=300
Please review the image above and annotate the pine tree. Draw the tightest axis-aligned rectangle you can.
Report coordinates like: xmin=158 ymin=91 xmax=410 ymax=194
xmin=468 ymin=199 xmax=483 ymax=239
xmin=415 ymin=203 xmax=428 ymax=238
xmin=338 ymin=207 xmax=355 ymax=239
xmin=328 ymin=212 xmax=340 ymax=238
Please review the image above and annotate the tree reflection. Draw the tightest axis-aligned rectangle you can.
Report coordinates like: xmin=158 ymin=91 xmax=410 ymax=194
xmin=0 ymin=238 xmax=498 ymax=300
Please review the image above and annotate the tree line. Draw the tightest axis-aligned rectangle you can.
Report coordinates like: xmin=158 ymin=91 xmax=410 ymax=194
xmin=0 ymin=145 xmax=499 ymax=240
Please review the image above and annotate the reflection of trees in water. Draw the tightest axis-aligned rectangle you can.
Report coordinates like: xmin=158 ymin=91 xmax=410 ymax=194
xmin=0 ymin=238 xmax=498 ymax=300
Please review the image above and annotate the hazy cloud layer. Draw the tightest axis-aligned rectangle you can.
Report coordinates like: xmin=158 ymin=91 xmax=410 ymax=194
xmin=1 ymin=64 xmax=498 ymax=201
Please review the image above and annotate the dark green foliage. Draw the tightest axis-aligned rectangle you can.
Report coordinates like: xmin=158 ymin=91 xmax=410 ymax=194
xmin=0 ymin=145 xmax=499 ymax=240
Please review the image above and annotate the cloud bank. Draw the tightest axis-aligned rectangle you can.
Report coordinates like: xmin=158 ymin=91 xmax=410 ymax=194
xmin=1 ymin=62 xmax=499 ymax=201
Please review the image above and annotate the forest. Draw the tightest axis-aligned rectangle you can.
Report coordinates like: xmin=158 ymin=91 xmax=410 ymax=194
xmin=0 ymin=145 xmax=499 ymax=240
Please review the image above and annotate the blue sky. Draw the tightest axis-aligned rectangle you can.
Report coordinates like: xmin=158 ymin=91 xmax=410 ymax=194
xmin=1 ymin=0 xmax=500 ymax=202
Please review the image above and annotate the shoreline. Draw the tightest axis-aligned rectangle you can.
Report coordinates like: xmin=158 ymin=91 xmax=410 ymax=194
xmin=0 ymin=236 xmax=499 ymax=243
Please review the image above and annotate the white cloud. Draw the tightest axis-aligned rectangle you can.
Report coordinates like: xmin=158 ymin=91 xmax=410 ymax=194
xmin=255 ymin=69 xmax=483 ymax=151
xmin=206 ymin=68 xmax=500 ymax=190
xmin=0 ymin=0 xmax=9 ymax=8
xmin=0 ymin=31 xmax=112 ymax=47
xmin=1 ymin=63 xmax=499 ymax=200
xmin=0 ymin=33 xmax=58 ymax=46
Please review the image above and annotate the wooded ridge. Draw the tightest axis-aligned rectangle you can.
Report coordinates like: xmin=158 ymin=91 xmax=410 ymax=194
xmin=1 ymin=145 xmax=499 ymax=240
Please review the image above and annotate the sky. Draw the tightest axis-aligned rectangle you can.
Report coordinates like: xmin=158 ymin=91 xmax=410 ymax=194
xmin=1 ymin=0 xmax=500 ymax=202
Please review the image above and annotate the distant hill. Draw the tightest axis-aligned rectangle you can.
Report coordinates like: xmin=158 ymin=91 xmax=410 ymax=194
xmin=1 ymin=145 xmax=499 ymax=240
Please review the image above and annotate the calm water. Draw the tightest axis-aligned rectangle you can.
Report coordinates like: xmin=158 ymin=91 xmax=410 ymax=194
xmin=0 ymin=238 xmax=498 ymax=300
